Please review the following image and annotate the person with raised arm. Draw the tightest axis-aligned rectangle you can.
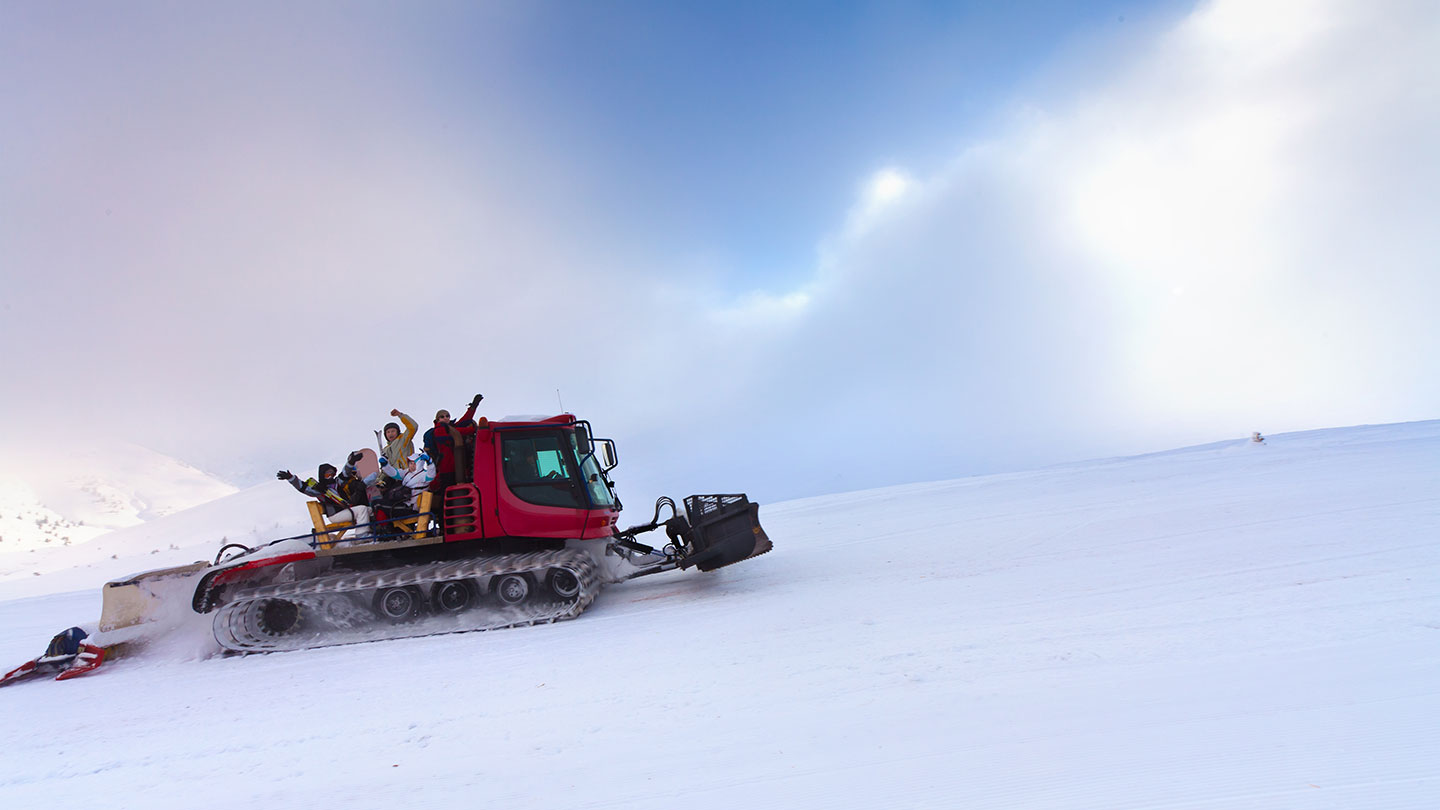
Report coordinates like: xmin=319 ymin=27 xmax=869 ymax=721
xmin=377 ymin=409 xmax=419 ymax=469
xmin=423 ymin=393 xmax=483 ymax=492
xmin=277 ymin=452 xmax=371 ymax=534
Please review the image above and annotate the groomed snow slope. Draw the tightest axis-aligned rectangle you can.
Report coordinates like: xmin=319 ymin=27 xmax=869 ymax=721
xmin=1 ymin=422 xmax=1437 ymax=809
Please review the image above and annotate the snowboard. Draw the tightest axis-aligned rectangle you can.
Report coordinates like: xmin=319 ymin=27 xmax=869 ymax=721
xmin=354 ymin=447 xmax=380 ymax=478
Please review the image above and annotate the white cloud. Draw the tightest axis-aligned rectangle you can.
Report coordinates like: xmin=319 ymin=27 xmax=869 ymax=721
xmin=661 ymin=0 xmax=1440 ymax=496
xmin=832 ymin=166 xmax=919 ymax=247
xmin=710 ymin=290 xmax=812 ymax=327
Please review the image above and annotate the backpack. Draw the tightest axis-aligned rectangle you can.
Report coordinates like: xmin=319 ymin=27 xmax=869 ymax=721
xmin=337 ymin=474 xmax=369 ymax=507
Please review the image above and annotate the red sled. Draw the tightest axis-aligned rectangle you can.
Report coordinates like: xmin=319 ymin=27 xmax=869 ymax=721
xmin=55 ymin=644 xmax=106 ymax=681
xmin=0 ymin=629 xmax=107 ymax=687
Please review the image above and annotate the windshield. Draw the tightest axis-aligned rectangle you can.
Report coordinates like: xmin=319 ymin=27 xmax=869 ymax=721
xmin=570 ymin=433 xmax=615 ymax=508
xmin=499 ymin=430 xmax=615 ymax=510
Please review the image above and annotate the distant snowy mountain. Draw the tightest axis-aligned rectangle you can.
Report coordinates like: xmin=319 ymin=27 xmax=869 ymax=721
xmin=0 ymin=481 xmax=306 ymax=593
xmin=0 ymin=441 xmax=236 ymax=559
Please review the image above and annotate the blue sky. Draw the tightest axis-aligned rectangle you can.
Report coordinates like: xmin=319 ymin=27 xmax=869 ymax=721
xmin=426 ymin=1 xmax=1177 ymax=282
xmin=3 ymin=0 xmax=1435 ymax=508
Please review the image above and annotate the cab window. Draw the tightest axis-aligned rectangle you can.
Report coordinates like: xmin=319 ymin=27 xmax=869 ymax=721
xmin=501 ymin=434 xmax=586 ymax=509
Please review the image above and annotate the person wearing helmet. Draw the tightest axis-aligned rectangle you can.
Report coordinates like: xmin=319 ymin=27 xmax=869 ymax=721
xmin=377 ymin=409 xmax=418 ymax=470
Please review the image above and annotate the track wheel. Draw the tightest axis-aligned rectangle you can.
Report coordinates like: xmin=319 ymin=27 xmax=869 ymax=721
xmin=253 ymin=599 xmax=303 ymax=636
xmin=546 ymin=567 xmax=581 ymax=599
xmin=492 ymin=573 xmax=532 ymax=606
xmin=318 ymin=594 xmax=371 ymax=629
xmin=374 ymin=586 xmax=423 ymax=622
xmin=431 ymin=580 xmax=476 ymax=614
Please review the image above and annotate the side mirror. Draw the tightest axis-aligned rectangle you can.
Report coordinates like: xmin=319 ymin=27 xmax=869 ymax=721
xmin=575 ymin=424 xmax=592 ymax=454
xmin=600 ymin=440 xmax=617 ymax=470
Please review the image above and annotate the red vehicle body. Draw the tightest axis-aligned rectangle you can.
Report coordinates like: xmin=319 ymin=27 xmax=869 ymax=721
xmin=440 ymin=414 xmax=622 ymax=544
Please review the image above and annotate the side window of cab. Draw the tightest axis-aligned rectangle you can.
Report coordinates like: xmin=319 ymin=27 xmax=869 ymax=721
xmin=501 ymin=434 xmax=586 ymax=509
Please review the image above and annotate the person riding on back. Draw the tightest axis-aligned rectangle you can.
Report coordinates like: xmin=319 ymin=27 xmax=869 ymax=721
xmin=378 ymin=409 xmax=418 ymax=470
xmin=277 ymin=452 xmax=371 ymax=535
xmin=370 ymin=451 xmax=436 ymax=510
xmin=424 ymin=394 xmax=483 ymax=492
xmin=377 ymin=449 xmax=432 ymax=507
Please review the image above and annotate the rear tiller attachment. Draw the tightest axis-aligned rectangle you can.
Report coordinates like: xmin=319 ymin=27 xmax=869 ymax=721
xmin=609 ymin=494 xmax=772 ymax=578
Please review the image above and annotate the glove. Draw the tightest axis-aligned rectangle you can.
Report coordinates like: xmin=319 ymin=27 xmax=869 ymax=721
xmin=347 ymin=451 xmax=364 ymax=465
xmin=470 ymin=393 xmax=483 ymax=408
xmin=276 ymin=470 xmax=292 ymax=480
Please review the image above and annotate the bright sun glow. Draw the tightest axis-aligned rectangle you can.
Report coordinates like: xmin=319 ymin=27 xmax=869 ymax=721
xmin=833 ymin=167 xmax=916 ymax=245
xmin=867 ymin=168 xmax=912 ymax=207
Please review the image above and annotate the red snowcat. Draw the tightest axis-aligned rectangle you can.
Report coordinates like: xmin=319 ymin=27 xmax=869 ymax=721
xmin=4 ymin=412 xmax=771 ymax=683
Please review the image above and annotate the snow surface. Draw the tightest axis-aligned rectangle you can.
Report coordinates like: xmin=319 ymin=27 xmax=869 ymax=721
xmin=1 ymin=422 xmax=1437 ymax=808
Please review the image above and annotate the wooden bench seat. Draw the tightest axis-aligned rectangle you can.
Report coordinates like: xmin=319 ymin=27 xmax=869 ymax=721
xmin=390 ymin=490 xmax=435 ymax=538
xmin=306 ymin=490 xmax=435 ymax=550
xmin=306 ymin=501 xmax=354 ymax=549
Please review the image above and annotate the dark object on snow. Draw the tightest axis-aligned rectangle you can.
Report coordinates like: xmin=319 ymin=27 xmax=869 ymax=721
xmin=679 ymin=495 xmax=772 ymax=572
xmin=45 ymin=627 xmax=88 ymax=657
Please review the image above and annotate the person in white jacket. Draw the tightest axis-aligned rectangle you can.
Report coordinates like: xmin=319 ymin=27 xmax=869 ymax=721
xmin=366 ymin=451 xmax=436 ymax=511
